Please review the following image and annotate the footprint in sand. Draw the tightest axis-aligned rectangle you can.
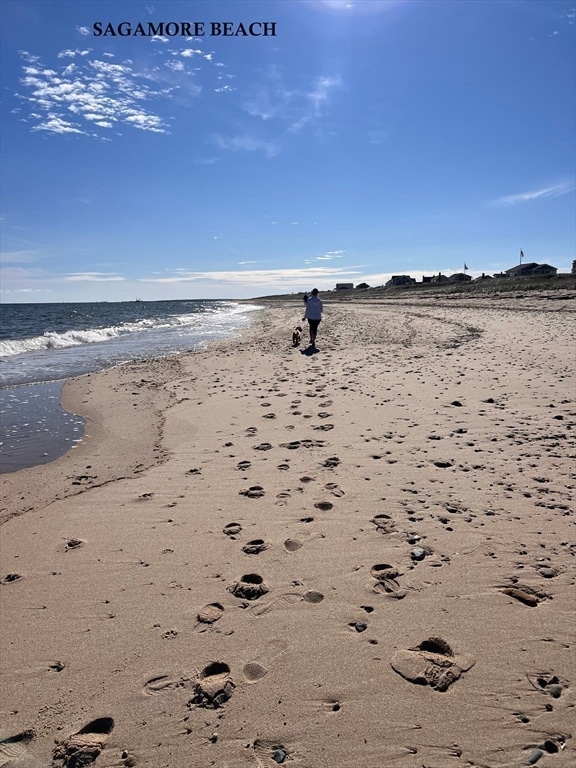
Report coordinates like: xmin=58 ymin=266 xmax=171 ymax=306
xmin=324 ymin=482 xmax=344 ymax=497
xmin=63 ymin=537 xmax=85 ymax=552
xmin=281 ymin=440 xmax=301 ymax=450
xmin=245 ymin=427 xmax=258 ymax=437
xmin=262 ymin=413 xmax=276 ymax=420
xmin=313 ymin=423 xmax=334 ymax=431
xmin=314 ymin=501 xmax=333 ymax=511
xmin=275 ymin=491 xmax=291 ymax=506
xmin=239 ymin=485 xmax=265 ymax=499
xmin=391 ymin=637 xmax=475 ymax=692
xmin=189 ymin=662 xmax=235 ymax=709
xmin=223 ymin=522 xmax=242 ymax=537
xmin=370 ymin=563 xmax=406 ymax=598
xmin=284 ymin=538 xmax=303 ymax=552
xmin=1 ymin=573 xmax=23 ymax=585
xmin=236 ymin=460 xmax=251 ymax=471
xmin=371 ymin=514 xmax=397 ymax=534
xmin=280 ymin=439 xmax=325 ymax=450
xmin=229 ymin=573 xmax=269 ymax=600
xmin=243 ymin=640 xmax=289 ymax=684
xmin=52 ymin=717 xmax=114 ymax=767
xmin=0 ymin=729 xmax=39 ymax=768
xmin=242 ymin=661 xmax=269 ymax=683
xmin=242 ymin=539 xmax=269 ymax=555
xmin=303 ymin=590 xmax=324 ymax=604
xmin=143 ymin=673 xmax=193 ymax=695
xmin=196 ymin=602 xmax=225 ymax=627
xmin=249 ymin=592 xmax=303 ymax=617
xmin=254 ymin=442 xmax=273 ymax=451
xmin=277 ymin=463 xmax=290 ymax=471
xmin=322 ymin=456 xmax=340 ymax=468
xmin=10 ymin=660 xmax=66 ymax=679
xmin=253 ymin=738 xmax=289 ymax=767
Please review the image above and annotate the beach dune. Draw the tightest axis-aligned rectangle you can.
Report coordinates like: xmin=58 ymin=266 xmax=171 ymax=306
xmin=1 ymin=298 xmax=574 ymax=768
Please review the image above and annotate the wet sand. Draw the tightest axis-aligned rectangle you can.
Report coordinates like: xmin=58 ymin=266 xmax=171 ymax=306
xmin=0 ymin=298 xmax=574 ymax=768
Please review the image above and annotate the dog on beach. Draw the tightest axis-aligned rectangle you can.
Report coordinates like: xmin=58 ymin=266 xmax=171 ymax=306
xmin=292 ymin=326 xmax=302 ymax=346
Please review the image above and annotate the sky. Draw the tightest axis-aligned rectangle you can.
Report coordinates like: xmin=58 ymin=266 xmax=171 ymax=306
xmin=0 ymin=0 xmax=574 ymax=303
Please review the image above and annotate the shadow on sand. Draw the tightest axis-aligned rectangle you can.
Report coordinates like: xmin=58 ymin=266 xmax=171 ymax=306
xmin=300 ymin=345 xmax=319 ymax=356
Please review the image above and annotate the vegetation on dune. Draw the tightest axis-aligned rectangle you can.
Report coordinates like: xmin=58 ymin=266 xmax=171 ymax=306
xmin=251 ymin=274 xmax=576 ymax=302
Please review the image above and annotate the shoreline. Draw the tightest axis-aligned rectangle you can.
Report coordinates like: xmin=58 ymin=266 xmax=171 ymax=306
xmin=0 ymin=302 xmax=264 ymax=477
xmin=1 ymin=297 xmax=574 ymax=768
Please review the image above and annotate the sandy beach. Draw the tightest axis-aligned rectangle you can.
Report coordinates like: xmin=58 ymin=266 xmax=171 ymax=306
xmin=1 ymin=297 xmax=574 ymax=768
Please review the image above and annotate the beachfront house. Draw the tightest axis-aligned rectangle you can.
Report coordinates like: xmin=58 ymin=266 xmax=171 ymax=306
xmin=449 ymin=273 xmax=472 ymax=283
xmin=431 ymin=273 xmax=450 ymax=283
xmin=505 ymin=263 xmax=557 ymax=278
xmin=385 ymin=275 xmax=416 ymax=287
xmin=335 ymin=283 xmax=354 ymax=290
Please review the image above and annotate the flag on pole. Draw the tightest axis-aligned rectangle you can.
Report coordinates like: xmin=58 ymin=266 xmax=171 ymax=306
xmin=520 ymin=250 xmax=524 ymax=262
xmin=464 ymin=263 xmax=469 ymax=271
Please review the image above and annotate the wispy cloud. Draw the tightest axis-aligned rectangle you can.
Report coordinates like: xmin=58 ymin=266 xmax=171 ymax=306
xmin=213 ymin=69 xmax=342 ymax=158
xmin=139 ymin=266 xmax=362 ymax=287
xmin=305 ymin=250 xmax=346 ymax=262
xmin=490 ymin=181 xmax=575 ymax=207
xmin=64 ymin=272 xmax=125 ymax=282
xmin=243 ymin=70 xmax=342 ymax=133
xmin=366 ymin=128 xmax=392 ymax=145
xmin=0 ymin=250 xmax=41 ymax=263
xmin=212 ymin=133 xmax=281 ymax=158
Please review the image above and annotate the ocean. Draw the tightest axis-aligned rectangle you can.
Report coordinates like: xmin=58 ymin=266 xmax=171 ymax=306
xmin=0 ymin=300 xmax=261 ymax=474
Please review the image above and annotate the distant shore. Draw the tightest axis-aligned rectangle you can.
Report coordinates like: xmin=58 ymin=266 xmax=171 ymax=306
xmin=1 ymin=295 xmax=574 ymax=768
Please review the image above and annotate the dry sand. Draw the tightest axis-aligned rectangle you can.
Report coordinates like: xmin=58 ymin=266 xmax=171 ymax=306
xmin=1 ymin=298 xmax=574 ymax=768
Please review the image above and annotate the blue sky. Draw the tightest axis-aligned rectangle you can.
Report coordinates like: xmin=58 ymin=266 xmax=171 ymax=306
xmin=1 ymin=0 xmax=574 ymax=302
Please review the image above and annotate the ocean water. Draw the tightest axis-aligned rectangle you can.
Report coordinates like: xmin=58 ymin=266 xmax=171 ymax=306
xmin=0 ymin=300 xmax=261 ymax=473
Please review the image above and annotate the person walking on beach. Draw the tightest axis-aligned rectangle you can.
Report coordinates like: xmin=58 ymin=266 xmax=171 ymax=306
xmin=303 ymin=288 xmax=323 ymax=348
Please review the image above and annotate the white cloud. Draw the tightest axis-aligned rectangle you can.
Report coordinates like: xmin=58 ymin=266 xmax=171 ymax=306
xmin=165 ymin=60 xmax=185 ymax=72
xmin=64 ymin=272 xmax=125 ymax=282
xmin=139 ymin=266 xmax=362 ymax=287
xmin=0 ymin=287 xmax=50 ymax=294
xmin=0 ymin=250 xmax=41 ymax=263
xmin=58 ymin=49 xmax=91 ymax=58
xmin=16 ymin=51 xmax=176 ymax=136
xmin=490 ymin=182 xmax=575 ymax=206
xmin=76 ymin=26 xmax=90 ymax=36
xmin=307 ymin=250 xmax=346 ymax=262
xmin=212 ymin=133 xmax=281 ymax=159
